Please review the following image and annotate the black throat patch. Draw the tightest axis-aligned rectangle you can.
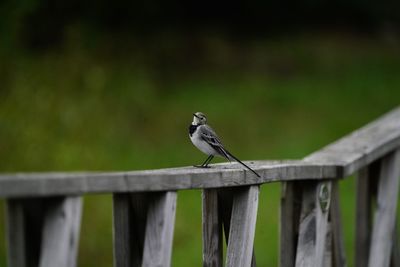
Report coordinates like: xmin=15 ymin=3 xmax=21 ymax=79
xmin=189 ymin=124 xmax=199 ymax=137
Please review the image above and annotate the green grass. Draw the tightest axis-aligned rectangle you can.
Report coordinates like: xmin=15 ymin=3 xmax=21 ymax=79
xmin=0 ymin=32 xmax=400 ymax=266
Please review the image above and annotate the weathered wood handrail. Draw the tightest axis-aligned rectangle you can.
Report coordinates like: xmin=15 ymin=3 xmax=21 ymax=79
xmin=1 ymin=107 xmax=400 ymax=267
xmin=1 ymin=107 xmax=399 ymax=198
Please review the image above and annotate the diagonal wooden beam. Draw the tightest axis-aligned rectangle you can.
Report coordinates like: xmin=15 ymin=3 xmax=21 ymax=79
xmin=39 ymin=197 xmax=82 ymax=267
xmin=226 ymin=185 xmax=259 ymax=267
xmin=295 ymin=181 xmax=332 ymax=267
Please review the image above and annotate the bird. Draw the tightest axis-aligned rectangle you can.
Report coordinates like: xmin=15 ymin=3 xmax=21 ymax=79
xmin=189 ymin=112 xmax=260 ymax=177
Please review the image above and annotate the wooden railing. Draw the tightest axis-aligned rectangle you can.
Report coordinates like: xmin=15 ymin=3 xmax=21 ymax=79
xmin=1 ymin=107 xmax=400 ymax=267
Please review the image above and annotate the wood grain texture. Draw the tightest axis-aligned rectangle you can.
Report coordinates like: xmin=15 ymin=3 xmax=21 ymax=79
xmin=113 ymin=194 xmax=134 ymax=267
xmin=391 ymin=225 xmax=400 ymax=267
xmin=305 ymin=107 xmax=400 ymax=176
xmin=142 ymin=191 xmax=177 ymax=267
xmin=354 ymin=161 xmax=380 ymax=267
xmin=5 ymin=199 xmax=28 ymax=267
xmin=217 ymin=188 xmax=257 ymax=267
xmin=330 ymin=181 xmax=347 ymax=267
xmin=202 ymin=189 xmax=223 ymax=267
xmin=280 ymin=182 xmax=302 ymax=267
xmin=295 ymin=182 xmax=332 ymax=267
xmin=0 ymin=160 xmax=338 ymax=198
xmin=324 ymin=223 xmax=332 ymax=267
xmin=113 ymin=192 xmax=176 ymax=267
xmin=368 ymin=150 xmax=400 ymax=267
xmin=226 ymin=186 xmax=259 ymax=267
xmin=130 ymin=193 xmax=150 ymax=266
xmin=6 ymin=198 xmax=48 ymax=267
xmin=113 ymin=193 xmax=151 ymax=267
xmin=315 ymin=182 xmax=331 ymax=267
xmin=6 ymin=197 xmax=81 ymax=267
xmin=39 ymin=197 xmax=82 ymax=267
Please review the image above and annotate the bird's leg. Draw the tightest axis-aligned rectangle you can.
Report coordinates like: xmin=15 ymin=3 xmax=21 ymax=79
xmin=194 ymin=155 xmax=213 ymax=168
xmin=203 ymin=155 xmax=214 ymax=167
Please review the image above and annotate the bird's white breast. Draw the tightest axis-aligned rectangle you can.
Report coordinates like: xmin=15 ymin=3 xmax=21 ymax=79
xmin=190 ymin=127 xmax=218 ymax=156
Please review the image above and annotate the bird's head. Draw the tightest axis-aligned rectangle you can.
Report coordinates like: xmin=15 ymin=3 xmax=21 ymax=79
xmin=192 ymin=112 xmax=207 ymax=125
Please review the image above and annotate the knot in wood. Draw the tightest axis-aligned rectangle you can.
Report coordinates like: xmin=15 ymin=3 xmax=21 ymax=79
xmin=318 ymin=183 xmax=330 ymax=212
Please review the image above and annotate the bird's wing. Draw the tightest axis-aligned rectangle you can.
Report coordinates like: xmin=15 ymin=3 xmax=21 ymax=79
xmin=198 ymin=125 xmax=231 ymax=160
xmin=198 ymin=125 xmax=260 ymax=177
xmin=198 ymin=125 xmax=261 ymax=177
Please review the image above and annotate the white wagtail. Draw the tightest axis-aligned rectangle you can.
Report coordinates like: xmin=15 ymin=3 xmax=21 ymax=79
xmin=189 ymin=112 xmax=260 ymax=177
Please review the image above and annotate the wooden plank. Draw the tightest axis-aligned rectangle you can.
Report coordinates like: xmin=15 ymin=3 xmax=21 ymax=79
xmin=315 ymin=182 xmax=331 ymax=267
xmin=369 ymin=149 xmax=400 ymax=267
xmin=330 ymin=181 xmax=346 ymax=267
xmin=218 ymin=188 xmax=257 ymax=267
xmin=39 ymin=196 xmax=82 ymax=267
xmin=130 ymin=193 xmax=150 ymax=266
xmin=324 ymin=223 xmax=332 ymax=267
xmin=391 ymin=225 xmax=400 ymax=267
xmin=0 ymin=160 xmax=339 ymax=197
xmin=202 ymin=189 xmax=223 ymax=267
xmin=354 ymin=161 xmax=380 ymax=267
xmin=305 ymin=107 xmax=400 ymax=176
xmin=112 ymin=193 xmax=150 ymax=267
xmin=142 ymin=191 xmax=177 ymax=267
xmin=226 ymin=185 xmax=259 ymax=267
xmin=295 ymin=181 xmax=332 ymax=267
xmin=5 ymin=199 xmax=28 ymax=267
xmin=113 ymin=193 xmax=135 ymax=267
xmin=280 ymin=182 xmax=302 ymax=267
xmin=114 ymin=192 xmax=178 ymax=267
xmin=6 ymin=198 xmax=46 ymax=267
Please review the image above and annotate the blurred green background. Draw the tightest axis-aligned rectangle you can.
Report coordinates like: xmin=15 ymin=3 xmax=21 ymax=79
xmin=1 ymin=1 xmax=400 ymax=266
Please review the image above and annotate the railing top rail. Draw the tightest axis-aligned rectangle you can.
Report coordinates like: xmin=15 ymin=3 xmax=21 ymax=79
xmin=0 ymin=106 xmax=399 ymax=198
xmin=0 ymin=160 xmax=337 ymax=198
xmin=305 ymin=106 xmax=400 ymax=176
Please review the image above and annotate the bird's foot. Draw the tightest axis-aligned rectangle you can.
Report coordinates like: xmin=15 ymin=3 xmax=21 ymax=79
xmin=193 ymin=165 xmax=211 ymax=168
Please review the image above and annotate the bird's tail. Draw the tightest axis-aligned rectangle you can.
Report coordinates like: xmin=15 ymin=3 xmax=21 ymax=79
xmin=224 ymin=150 xmax=261 ymax=178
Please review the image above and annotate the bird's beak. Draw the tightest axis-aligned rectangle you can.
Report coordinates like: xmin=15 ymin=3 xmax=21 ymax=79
xmin=193 ymin=113 xmax=200 ymax=119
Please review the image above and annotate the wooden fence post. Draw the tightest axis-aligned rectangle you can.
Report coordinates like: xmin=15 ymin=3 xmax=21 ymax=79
xmin=39 ymin=197 xmax=82 ymax=267
xmin=113 ymin=191 xmax=177 ymax=267
xmin=355 ymin=160 xmax=380 ymax=267
xmin=280 ymin=182 xmax=302 ymax=267
xmin=330 ymin=181 xmax=346 ymax=267
xmin=202 ymin=189 xmax=223 ymax=267
xmin=226 ymin=185 xmax=259 ymax=267
xmin=368 ymin=150 xmax=400 ymax=267
xmin=142 ymin=192 xmax=177 ymax=267
xmin=295 ymin=181 xmax=332 ymax=267
xmin=202 ymin=187 xmax=258 ymax=267
xmin=6 ymin=199 xmax=43 ymax=267
xmin=5 ymin=196 xmax=82 ymax=267
xmin=391 ymin=225 xmax=400 ymax=267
